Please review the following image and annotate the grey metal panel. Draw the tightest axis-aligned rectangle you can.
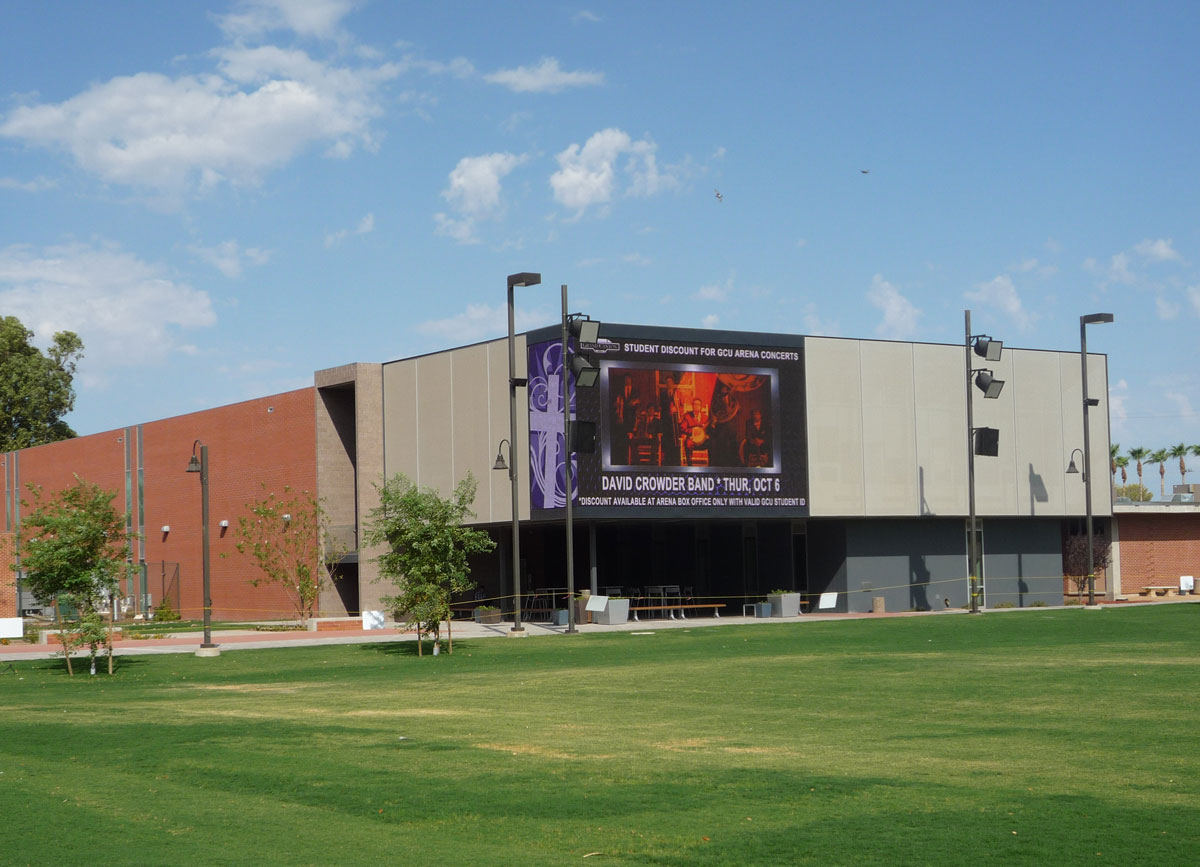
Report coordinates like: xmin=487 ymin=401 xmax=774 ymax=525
xmin=844 ymin=519 xmax=968 ymax=612
xmin=982 ymin=519 xmax=1064 ymax=607
xmin=913 ymin=344 xmax=969 ymax=516
xmin=860 ymin=342 xmax=919 ymax=515
xmin=805 ymin=338 xmax=865 ymax=516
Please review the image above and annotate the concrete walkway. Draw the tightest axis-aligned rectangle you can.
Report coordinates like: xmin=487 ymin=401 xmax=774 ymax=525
xmin=3 ymin=597 xmax=1194 ymax=661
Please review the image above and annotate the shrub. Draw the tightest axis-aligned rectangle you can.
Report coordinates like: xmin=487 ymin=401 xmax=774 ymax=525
xmin=153 ymin=599 xmax=181 ymax=622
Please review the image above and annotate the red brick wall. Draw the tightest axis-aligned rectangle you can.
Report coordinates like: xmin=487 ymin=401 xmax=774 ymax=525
xmin=7 ymin=388 xmax=317 ymax=620
xmin=0 ymin=532 xmax=14 ymax=617
xmin=1117 ymin=512 xmax=1200 ymax=594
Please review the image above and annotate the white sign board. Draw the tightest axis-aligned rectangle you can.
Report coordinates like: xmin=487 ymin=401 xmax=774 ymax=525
xmin=361 ymin=610 xmax=386 ymax=630
xmin=1181 ymin=576 xmax=1195 ymax=592
xmin=0 ymin=618 xmax=23 ymax=639
xmin=818 ymin=592 xmax=839 ymax=610
xmin=585 ymin=595 xmax=609 ymax=612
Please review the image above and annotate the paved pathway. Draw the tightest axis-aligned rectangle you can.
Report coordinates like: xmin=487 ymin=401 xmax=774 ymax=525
xmin=3 ymin=597 xmax=1193 ymax=661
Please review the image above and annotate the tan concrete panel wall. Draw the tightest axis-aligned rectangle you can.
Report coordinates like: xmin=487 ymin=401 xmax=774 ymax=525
xmin=382 ymin=361 xmax=419 ymax=481
xmin=1057 ymin=352 xmax=1111 ymax=518
xmin=805 ymin=338 xmax=866 ymax=516
xmin=913 ymin=344 xmax=969 ymax=515
xmin=450 ymin=343 xmax=497 ymax=517
xmin=970 ymin=347 xmax=1017 ymax=515
xmin=415 ymin=353 xmax=455 ymax=495
xmin=1012 ymin=350 xmax=1068 ymax=515
xmin=860 ymin=342 xmax=919 ymax=514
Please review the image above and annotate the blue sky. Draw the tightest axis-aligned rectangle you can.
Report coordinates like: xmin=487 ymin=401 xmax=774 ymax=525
xmin=2 ymin=0 xmax=1198 ymax=466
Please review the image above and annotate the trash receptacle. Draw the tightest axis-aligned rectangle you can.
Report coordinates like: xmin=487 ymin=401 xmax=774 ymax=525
xmin=754 ymin=602 xmax=773 ymax=618
xmin=871 ymin=596 xmax=886 ymax=614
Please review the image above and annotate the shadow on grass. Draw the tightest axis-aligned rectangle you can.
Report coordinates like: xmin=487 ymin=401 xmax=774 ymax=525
xmin=356 ymin=640 xmax=482 ymax=658
xmin=12 ymin=655 xmax=155 ymax=677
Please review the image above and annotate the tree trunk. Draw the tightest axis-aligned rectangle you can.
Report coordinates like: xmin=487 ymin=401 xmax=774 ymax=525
xmin=54 ymin=599 xmax=74 ymax=677
xmin=446 ymin=615 xmax=453 ymax=654
xmin=1161 ymin=465 xmax=1167 ymax=496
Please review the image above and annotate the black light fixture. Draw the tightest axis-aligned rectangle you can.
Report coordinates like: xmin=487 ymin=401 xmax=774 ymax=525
xmin=1066 ymin=447 xmax=1084 ymax=477
xmin=492 ymin=439 xmax=510 ymax=472
xmin=972 ymin=335 xmax=1003 ymax=362
xmin=974 ymin=369 xmax=1005 ymax=399
xmin=570 ymin=354 xmax=599 ymax=388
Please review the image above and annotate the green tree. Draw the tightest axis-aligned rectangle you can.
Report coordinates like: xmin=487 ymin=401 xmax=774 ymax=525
xmin=1127 ymin=446 xmax=1150 ymax=491
xmin=1114 ymin=483 xmax=1153 ymax=502
xmin=0 ymin=315 xmax=84 ymax=451
xmin=229 ymin=486 xmax=340 ymax=625
xmin=16 ymin=477 xmax=133 ymax=675
xmin=362 ymin=473 xmax=495 ymax=656
xmin=1168 ymin=443 xmax=1189 ymax=487
xmin=1109 ymin=443 xmax=1120 ymax=485
xmin=1148 ymin=448 xmax=1169 ymax=497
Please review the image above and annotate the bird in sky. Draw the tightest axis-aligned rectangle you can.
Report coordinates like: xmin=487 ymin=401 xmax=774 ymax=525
xmin=714 ymin=189 xmax=723 ymax=202
xmin=860 ymin=169 xmax=870 ymax=174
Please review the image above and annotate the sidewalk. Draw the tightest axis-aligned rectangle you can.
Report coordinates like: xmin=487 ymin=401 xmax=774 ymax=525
xmin=4 ymin=597 xmax=1192 ymax=661
xmin=0 ymin=608 xmax=964 ymax=661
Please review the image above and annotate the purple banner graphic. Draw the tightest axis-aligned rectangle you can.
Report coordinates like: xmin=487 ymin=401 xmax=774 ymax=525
xmin=527 ymin=339 xmax=579 ymax=510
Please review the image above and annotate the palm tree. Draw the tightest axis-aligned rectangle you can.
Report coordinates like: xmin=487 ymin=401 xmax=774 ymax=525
xmin=1168 ymin=443 xmax=1189 ymax=488
xmin=1149 ymin=448 xmax=1169 ymax=497
xmin=1110 ymin=442 xmax=1121 ymax=486
xmin=1115 ymin=455 xmax=1129 ymax=487
xmin=1128 ymin=446 xmax=1150 ymax=493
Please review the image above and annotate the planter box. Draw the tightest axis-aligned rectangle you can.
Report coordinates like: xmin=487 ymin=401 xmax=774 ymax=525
xmin=474 ymin=608 xmax=502 ymax=625
xmin=594 ymin=597 xmax=629 ymax=625
xmin=768 ymin=593 xmax=802 ymax=617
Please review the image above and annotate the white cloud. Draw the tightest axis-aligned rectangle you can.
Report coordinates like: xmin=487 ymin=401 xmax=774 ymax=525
xmin=867 ymin=274 xmax=920 ymax=338
xmin=701 ymin=313 xmax=720 ymax=328
xmin=1165 ymin=390 xmax=1196 ymax=425
xmin=550 ymin=128 xmax=678 ymax=216
xmin=1109 ymin=378 xmax=1129 ymax=434
xmin=1134 ymin=238 xmax=1182 ymax=262
xmin=417 ymin=303 xmax=554 ymax=343
xmin=0 ymin=175 xmax=56 ymax=191
xmin=324 ymin=212 xmax=375 ymax=247
xmin=693 ymin=284 xmax=728 ymax=302
xmin=1084 ymin=252 xmax=1135 ymax=286
xmin=622 ymin=253 xmax=651 ymax=266
xmin=572 ymin=10 xmax=601 ymax=23
xmin=217 ymin=0 xmax=359 ymax=41
xmin=1189 ymin=285 xmax=1200 ymax=317
xmin=0 ymin=242 xmax=216 ymax=385
xmin=433 ymin=152 xmax=527 ymax=245
xmin=0 ymin=44 xmax=398 ymax=201
xmin=965 ymin=274 xmax=1033 ymax=330
xmin=484 ymin=57 xmax=603 ymax=93
xmin=1155 ymin=296 xmax=1180 ymax=320
xmin=188 ymin=239 xmax=272 ymax=277
xmin=801 ymin=302 xmax=837 ymax=337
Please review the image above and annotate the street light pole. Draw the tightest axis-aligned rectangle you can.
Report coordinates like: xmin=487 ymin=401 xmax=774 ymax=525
xmin=186 ymin=441 xmax=218 ymax=655
xmin=561 ymin=284 xmax=578 ymax=633
xmin=965 ymin=311 xmax=979 ymax=614
xmin=1081 ymin=312 xmax=1114 ymax=606
xmin=506 ymin=272 xmax=541 ymax=635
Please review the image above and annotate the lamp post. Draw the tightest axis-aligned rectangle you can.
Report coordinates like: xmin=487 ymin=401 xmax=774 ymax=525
xmin=506 ymin=272 xmax=541 ymax=635
xmin=1080 ymin=313 xmax=1114 ymax=606
xmin=185 ymin=441 xmax=218 ymax=655
xmin=559 ymin=285 xmax=600 ymax=635
xmin=965 ymin=310 xmax=1004 ymax=614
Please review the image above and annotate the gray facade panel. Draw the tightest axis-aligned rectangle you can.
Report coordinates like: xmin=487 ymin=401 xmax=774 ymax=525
xmin=981 ymin=519 xmax=1063 ymax=607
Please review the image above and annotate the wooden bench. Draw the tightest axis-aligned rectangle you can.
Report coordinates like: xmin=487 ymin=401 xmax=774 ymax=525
xmin=629 ymin=603 xmax=724 ymax=621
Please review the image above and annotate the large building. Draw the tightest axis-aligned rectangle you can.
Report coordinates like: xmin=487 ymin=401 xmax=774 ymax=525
xmin=5 ymin=321 xmax=1197 ymax=621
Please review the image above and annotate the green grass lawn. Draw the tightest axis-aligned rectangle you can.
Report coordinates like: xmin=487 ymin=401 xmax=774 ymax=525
xmin=2 ymin=606 xmax=1197 ymax=865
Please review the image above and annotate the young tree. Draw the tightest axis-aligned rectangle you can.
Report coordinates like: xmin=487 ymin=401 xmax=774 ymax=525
xmin=1063 ymin=533 xmax=1112 ymax=601
xmin=362 ymin=473 xmax=495 ymax=656
xmin=0 ymin=315 xmax=84 ymax=451
xmin=1149 ymin=448 xmax=1169 ymax=497
xmin=16 ymin=478 xmax=133 ymax=675
xmin=230 ymin=486 xmax=338 ymax=625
